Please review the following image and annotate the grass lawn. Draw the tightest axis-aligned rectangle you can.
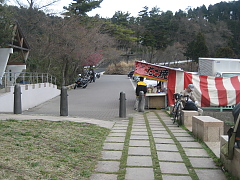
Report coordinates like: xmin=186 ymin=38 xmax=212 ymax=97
xmin=0 ymin=119 xmax=110 ymax=180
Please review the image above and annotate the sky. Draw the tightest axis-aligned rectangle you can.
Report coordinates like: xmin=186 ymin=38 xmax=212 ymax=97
xmin=46 ymin=0 xmax=225 ymax=17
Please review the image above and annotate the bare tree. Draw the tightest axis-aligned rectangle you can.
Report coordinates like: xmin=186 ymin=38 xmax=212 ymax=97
xmin=9 ymin=0 xmax=60 ymax=10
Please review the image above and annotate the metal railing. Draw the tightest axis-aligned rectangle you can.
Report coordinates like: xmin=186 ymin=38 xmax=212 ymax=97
xmin=201 ymin=105 xmax=235 ymax=112
xmin=1 ymin=72 xmax=57 ymax=88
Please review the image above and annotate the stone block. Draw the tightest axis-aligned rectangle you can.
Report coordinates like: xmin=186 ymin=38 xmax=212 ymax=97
xmin=192 ymin=116 xmax=224 ymax=142
xmin=220 ymin=135 xmax=240 ymax=178
xmin=181 ymin=110 xmax=198 ymax=127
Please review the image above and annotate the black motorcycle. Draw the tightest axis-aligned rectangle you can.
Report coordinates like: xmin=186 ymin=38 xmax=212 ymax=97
xmin=74 ymin=78 xmax=88 ymax=89
xmin=96 ymin=73 xmax=100 ymax=79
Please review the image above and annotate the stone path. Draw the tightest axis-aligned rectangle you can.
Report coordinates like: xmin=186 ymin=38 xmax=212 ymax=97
xmin=90 ymin=110 xmax=227 ymax=180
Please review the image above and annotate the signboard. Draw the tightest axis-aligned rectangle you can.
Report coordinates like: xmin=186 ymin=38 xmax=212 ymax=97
xmin=134 ymin=61 xmax=169 ymax=81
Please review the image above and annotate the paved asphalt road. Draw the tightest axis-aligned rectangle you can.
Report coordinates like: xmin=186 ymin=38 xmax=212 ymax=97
xmin=23 ymin=75 xmax=137 ymax=121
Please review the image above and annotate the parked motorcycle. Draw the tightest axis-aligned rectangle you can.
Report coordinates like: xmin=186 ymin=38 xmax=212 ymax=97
xmin=96 ymin=73 xmax=100 ymax=79
xmin=74 ymin=77 xmax=88 ymax=89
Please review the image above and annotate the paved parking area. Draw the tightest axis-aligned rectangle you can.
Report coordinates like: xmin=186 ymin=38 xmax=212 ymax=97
xmin=23 ymin=75 xmax=137 ymax=121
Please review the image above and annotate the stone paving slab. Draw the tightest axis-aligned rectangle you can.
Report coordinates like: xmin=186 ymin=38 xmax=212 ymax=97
xmin=175 ymin=136 xmax=195 ymax=141
xmin=156 ymin=144 xmax=178 ymax=152
xmin=195 ymin=169 xmax=227 ymax=180
xmin=184 ymin=148 xmax=209 ymax=157
xmin=151 ymin=130 xmax=169 ymax=134
xmin=131 ymin=125 xmax=147 ymax=129
xmin=149 ymin=126 xmax=164 ymax=129
xmin=108 ymin=132 xmax=126 ymax=137
xmin=112 ymin=126 xmax=127 ymax=130
xmin=169 ymin=129 xmax=188 ymax=133
xmin=180 ymin=142 xmax=203 ymax=148
xmin=132 ymin=122 xmax=146 ymax=124
xmin=129 ymin=140 xmax=150 ymax=147
xmin=101 ymin=151 xmax=122 ymax=160
xmin=127 ymin=156 xmax=153 ymax=166
xmin=128 ymin=147 xmax=151 ymax=155
xmin=153 ymin=134 xmax=172 ymax=138
xmin=157 ymin=151 xmax=183 ymax=162
xmin=125 ymin=168 xmax=154 ymax=180
xmin=131 ymin=129 xmax=147 ymax=132
xmin=189 ymin=157 xmax=218 ymax=168
xmin=171 ymin=132 xmax=192 ymax=137
xmin=130 ymin=135 xmax=149 ymax=140
xmin=105 ymin=136 xmax=125 ymax=142
xmin=154 ymin=138 xmax=175 ymax=144
xmin=151 ymin=127 xmax=165 ymax=131
xmin=114 ymin=123 xmax=128 ymax=126
xmin=111 ymin=129 xmax=127 ymax=133
xmin=149 ymin=122 xmax=162 ymax=124
xmin=159 ymin=162 xmax=189 ymax=174
xmin=103 ymin=143 xmax=124 ymax=150
xmin=168 ymin=127 xmax=185 ymax=130
xmin=90 ymin=173 xmax=118 ymax=180
xmin=96 ymin=161 xmax=120 ymax=173
xmin=131 ymin=131 xmax=148 ymax=135
xmin=162 ymin=175 xmax=192 ymax=180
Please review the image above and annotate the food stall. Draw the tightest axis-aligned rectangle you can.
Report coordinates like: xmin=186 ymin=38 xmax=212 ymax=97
xmin=134 ymin=61 xmax=171 ymax=109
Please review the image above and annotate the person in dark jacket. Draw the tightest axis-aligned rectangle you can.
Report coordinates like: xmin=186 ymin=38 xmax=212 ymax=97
xmin=134 ymin=77 xmax=147 ymax=111
xmin=232 ymin=103 xmax=240 ymax=148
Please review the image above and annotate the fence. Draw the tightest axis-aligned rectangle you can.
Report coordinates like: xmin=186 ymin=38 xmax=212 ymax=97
xmin=1 ymin=72 xmax=57 ymax=88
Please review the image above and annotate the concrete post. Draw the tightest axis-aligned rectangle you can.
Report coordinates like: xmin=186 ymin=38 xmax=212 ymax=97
xmin=14 ymin=84 xmax=22 ymax=114
xmin=138 ymin=91 xmax=145 ymax=112
xmin=119 ymin=91 xmax=126 ymax=118
xmin=60 ymin=86 xmax=68 ymax=116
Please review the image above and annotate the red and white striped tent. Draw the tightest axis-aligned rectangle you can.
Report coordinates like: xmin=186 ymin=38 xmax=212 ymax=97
xmin=134 ymin=61 xmax=240 ymax=107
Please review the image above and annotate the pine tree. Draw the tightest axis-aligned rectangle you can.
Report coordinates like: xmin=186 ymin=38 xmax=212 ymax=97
xmin=63 ymin=0 xmax=103 ymax=16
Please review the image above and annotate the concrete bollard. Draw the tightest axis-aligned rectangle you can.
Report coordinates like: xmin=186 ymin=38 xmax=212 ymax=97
xmin=60 ymin=86 xmax=68 ymax=116
xmin=119 ymin=91 xmax=126 ymax=118
xmin=138 ymin=91 xmax=145 ymax=112
xmin=14 ymin=84 xmax=22 ymax=114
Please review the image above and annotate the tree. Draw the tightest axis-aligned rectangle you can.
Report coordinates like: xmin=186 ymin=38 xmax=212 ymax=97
xmin=215 ymin=47 xmax=236 ymax=58
xmin=111 ymin=11 xmax=131 ymax=27
xmin=0 ymin=3 xmax=14 ymax=47
xmin=63 ymin=0 xmax=103 ymax=16
xmin=101 ymin=22 xmax=137 ymax=52
xmin=8 ymin=0 xmax=61 ymax=10
xmin=138 ymin=7 xmax=176 ymax=62
xmin=184 ymin=32 xmax=209 ymax=62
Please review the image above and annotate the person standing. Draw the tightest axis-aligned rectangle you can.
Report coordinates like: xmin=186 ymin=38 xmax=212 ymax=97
xmin=134 ymin=77 xmax=147 ymax=111
xmin=89 ymin=69 xmax=95 ymax=83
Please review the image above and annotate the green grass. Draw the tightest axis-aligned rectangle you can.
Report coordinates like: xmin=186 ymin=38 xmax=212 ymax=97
xmin=0 ymin=119 xmax=110 ymax=180
xmin=118 ymin=117 xmax=133 ymax=180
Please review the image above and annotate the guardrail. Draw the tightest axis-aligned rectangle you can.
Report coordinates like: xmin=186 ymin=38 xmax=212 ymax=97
xmin=1 ymin=72 xmax=57 ymax=88
xmin=201 ymin=105 xmax=235 ymax=112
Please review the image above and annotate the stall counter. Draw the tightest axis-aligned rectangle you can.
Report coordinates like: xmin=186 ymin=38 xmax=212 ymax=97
xmin=145 ymin=92 xmax=167 ymax=109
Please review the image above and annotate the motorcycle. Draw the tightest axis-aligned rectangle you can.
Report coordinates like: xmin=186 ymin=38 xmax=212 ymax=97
xmin=74 ymin=77 xmax=88 ymax=89
xmin=96 ymin=73 xmax=100 ymax=79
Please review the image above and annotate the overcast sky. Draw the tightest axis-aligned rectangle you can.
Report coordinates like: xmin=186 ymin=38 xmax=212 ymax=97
xmin=8 ymin=0 xmax=226 ymax=17
xmin=47 ymin=0 xmax=225 ymax=17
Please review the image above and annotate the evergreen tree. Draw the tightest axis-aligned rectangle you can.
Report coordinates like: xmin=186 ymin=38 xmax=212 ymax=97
xmin=64 ymin=0 xmax=103 ymax=16
xmin=0 ymin=3 xmax=14 ymax=47
xmin=215 ymin=47 xmax=236 ymax=58
xmin=184 ymin=32 xmax=209 ymax=62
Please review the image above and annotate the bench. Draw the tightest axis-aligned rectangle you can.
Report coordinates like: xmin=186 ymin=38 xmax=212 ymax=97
xmin=192 ymin=116 xmax=224 ymax=142
xmin=181 ymin=110 xmax=198 ymax=127
xmin=220 ymin=135 xmax=240 ymax=178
